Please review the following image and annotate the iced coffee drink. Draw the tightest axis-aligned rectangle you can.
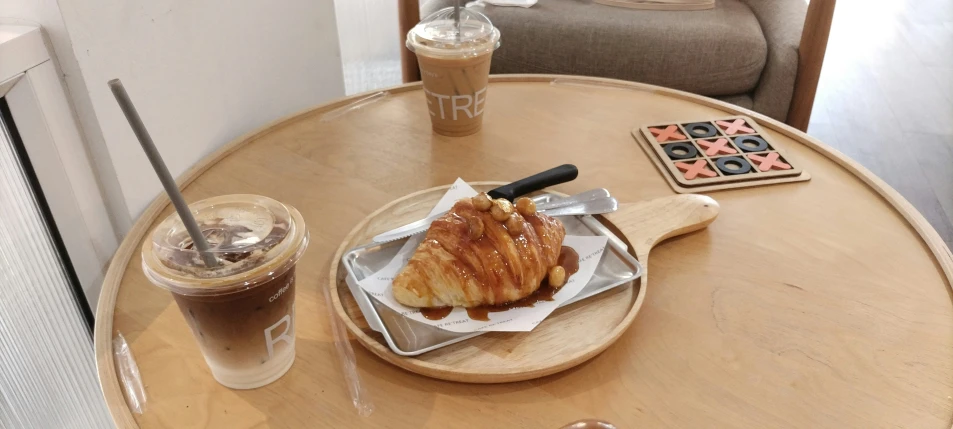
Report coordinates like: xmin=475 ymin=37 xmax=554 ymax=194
xmin=407 ymin=7 xmax=501 ymax=137
xmin=141 ymin=194 xmax=309 ymax=389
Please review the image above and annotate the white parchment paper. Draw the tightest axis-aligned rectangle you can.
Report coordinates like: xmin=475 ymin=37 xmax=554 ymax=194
xmin=358 ymin=179 xmax=608 ymax=333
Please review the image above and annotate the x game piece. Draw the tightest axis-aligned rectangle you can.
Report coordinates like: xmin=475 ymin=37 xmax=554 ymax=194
xmin=675 ymin=160 xmax=717 ymax=180
xmin=649 ymin=125 xmax=686 ymax=142
xmin=747 ymin=152 xmax=791 ymax=171
xmin=716 ymin=119 xmax=755 ymax=135
xmin=696 ymin=138 xmax=736 ymax=156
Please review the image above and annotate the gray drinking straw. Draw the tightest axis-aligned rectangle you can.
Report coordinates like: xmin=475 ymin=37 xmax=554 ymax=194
xmin=108 ymin=79 xmax=219 ymax=267
xmin=453 ymin=0 xmax=461 ymax=41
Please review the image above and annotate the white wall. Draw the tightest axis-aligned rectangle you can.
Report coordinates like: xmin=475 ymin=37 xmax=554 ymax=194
xmin=0 ymin=0 xmax=132 ymax=237
xmin=1 ymin=0 xmax=346 ymax=306
xmin=57 ymin=0 xmax=346 ymax=219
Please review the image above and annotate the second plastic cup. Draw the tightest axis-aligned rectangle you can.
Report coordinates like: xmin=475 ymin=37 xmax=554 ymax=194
xmin=141 ymin=194 xmax=309 ymax=389
xmin=407 ymin=7 xmax=501 ymax=137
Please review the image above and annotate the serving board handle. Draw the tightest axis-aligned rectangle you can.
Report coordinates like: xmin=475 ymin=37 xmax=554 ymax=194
xmin=603 ymin=194 xmax=719 ymax=280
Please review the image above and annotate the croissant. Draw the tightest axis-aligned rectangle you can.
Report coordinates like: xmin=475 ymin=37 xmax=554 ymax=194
xmin=393 ymin=196 xmax=565 ymax=308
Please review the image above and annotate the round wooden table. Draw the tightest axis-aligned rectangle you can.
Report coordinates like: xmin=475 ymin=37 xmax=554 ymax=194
xmin=96 ymin=75 xmax=953 ymax=428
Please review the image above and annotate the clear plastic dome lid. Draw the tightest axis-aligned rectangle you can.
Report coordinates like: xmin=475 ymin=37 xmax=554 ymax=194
xmin=406 ymin=6 xmax=501 ymax=58
xmin=142 ymin=194 xmax=309 ymax=294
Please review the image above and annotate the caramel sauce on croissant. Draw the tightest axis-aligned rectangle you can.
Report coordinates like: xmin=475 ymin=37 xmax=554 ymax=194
xmin=557 ymin=246 xmax=580 ymax=277
xmin=421 ymin=246 xmax=580 ymax=321
xmin=420 ymin=306 xmax=453 ymax=320
xmin=464 ymin=283 xmax=559 ymax=321
xmin=431 ymin=201 xmax=551 ymax=305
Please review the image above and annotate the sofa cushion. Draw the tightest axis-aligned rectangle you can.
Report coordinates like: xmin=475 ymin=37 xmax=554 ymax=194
xmin=422 ymin=0 xmax=768 ymax=96
xmin=717 ymin=93 xmax=753 ymax=110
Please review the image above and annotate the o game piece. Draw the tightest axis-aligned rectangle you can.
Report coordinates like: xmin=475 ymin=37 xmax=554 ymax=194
xmin=684 ymin=122 xmax=718 ymax=138
xmin=734 ymin=135 xmax=769 ymax=153
xmin=716 ymin=119 xmax=755 ymax=135
xmin=674 ymin=160 xmax=717 ymax=180
xmin=696 ymin=138 xmax=736 ymax=156
xmin=715 ymin=156 xmax=752 ymax=175
xmin=748 ymin=152 xmax=792 ymax=171
xmin=663 ymin=142 xmax=698 ymax=160
xmin=649 ymin=125 xmax=686 ymax=142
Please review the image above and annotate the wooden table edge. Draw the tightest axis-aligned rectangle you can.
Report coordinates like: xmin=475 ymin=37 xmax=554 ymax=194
xmin=94 ymin=74 xmax=953 ymax=428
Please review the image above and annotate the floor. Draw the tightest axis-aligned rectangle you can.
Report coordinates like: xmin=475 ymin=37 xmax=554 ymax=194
xmin=335 ymin=0 xmax=953 ymax=247
xmin=808 ymin=0 xmax=953 ymax=248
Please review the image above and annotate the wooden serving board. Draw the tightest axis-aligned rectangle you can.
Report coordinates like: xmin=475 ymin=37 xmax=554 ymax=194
xmin=328 ymin=183 xmax=719 ymax=383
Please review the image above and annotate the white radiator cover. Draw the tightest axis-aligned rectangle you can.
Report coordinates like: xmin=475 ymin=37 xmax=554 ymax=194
xmin=0 ymin=114 xmax=112 ymax=427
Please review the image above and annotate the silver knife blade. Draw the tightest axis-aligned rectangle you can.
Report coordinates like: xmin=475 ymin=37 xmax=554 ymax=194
xmin=535 ymin=188 xmax=610 ymax=211
xmin=371 ymin=212 xmax=446 ymax=243
xmin=372 ymin=189 xmax=609 ymax=243
xmin=540 ymin=197 xmax=618 ymax=217
xmin=371 ymin=194 xmax=618 ymax=244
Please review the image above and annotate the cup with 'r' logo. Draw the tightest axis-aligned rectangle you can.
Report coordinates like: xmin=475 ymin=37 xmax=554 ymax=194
xmin=141 ymin=194 xmax=309 ymax=389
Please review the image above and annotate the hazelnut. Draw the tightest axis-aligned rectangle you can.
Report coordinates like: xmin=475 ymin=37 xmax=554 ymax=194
xmin=505 ymin=214 xmax=523 ymax=236
xmin=490 ymin=199 xmax=514 ymax=222
xmin=468 ymin=216 xmax=484 ymax=240
xmin=548 ymin=266 xmax=567 ymax=288
xmin=515 ymin=197 xmax=537 ymax=216
xmin=471 ymin=193 xmax=492 ymax=211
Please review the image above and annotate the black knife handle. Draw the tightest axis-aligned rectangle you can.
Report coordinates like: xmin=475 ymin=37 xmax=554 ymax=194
xmin=487 ymin=164 xmax=579 ymax=201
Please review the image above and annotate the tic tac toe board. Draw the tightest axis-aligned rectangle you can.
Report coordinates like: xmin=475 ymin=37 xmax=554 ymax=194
xmin=633 ymin=116 xmax=811 ymax=193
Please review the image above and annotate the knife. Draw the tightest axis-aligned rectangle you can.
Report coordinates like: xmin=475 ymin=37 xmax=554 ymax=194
xmin=485 ymin=164 xmax=578 ymax=201
xmin=373 ymin=195 xmax=617 ymax=243
xmin=372 ymin=164 xmax=579 ymax=243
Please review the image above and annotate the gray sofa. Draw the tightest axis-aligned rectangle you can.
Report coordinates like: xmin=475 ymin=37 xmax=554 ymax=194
xmin=421 ymin=0 xmax=812 ymax=123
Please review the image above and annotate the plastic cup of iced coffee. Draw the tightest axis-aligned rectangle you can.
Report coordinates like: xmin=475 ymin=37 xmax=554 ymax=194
xmin=406 ymin=7 xmax=501 ymax=137
xmin=141 ymin=194 xmax=309 ymax=389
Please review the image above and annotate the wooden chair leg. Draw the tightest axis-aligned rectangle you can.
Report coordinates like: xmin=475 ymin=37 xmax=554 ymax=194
xmin=399 ymin=0 xmax=421 ymax=83
xmin=787 ymin=0 xmax=836 ymax=131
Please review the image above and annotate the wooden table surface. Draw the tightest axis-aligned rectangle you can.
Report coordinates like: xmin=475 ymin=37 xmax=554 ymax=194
xmin=96 ymin=75 xmax=953 ymax=428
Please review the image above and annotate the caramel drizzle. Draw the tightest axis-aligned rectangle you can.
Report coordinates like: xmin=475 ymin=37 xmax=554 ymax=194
xmin=424 ymin=246 xmax=580 ymax=322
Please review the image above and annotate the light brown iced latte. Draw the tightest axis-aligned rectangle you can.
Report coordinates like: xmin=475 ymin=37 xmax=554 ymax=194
xmin=407 ymin=7 xmax=501 ymax=137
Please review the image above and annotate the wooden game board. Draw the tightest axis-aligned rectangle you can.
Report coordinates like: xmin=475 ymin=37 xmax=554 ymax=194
xmin=633 ymin=116 xmax=811 ymax=193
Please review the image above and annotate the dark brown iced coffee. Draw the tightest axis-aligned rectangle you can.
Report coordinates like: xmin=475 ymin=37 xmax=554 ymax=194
xmin=141 ymin=195 xmax=309 ymax=389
